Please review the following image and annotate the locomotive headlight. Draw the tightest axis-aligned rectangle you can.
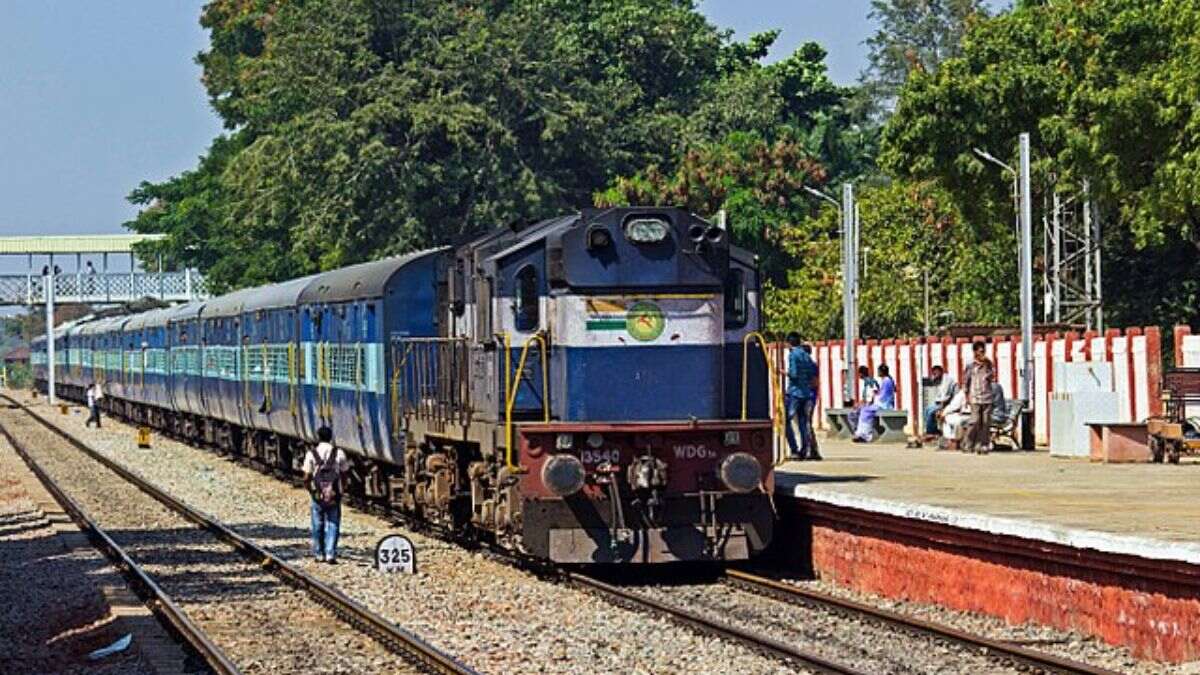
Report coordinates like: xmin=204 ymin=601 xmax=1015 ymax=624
xmin=624 ymin=217 xmax=670 ymax=244
xmin=586 ymin=225 xmax=613 ymax=251
xmin=719 ymin=452 xmax=762 ymax=494
xmin=542 ymin=454 xmax=586 ymax=497
xmin=586 ymin=433 xmax=604 ymax=449
xmin=555 ymin=433 xmax=574 ymax=450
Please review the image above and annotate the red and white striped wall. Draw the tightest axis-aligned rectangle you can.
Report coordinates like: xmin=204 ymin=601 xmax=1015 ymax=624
xmin=765 ymin=327 xmax=1165 ymax=445
xmin=1179 ymin=326 xmax=1200 ymax=368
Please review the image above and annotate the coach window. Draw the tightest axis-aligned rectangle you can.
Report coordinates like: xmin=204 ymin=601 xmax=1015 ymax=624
xmin=724 ymin=268 xmax=747 ymax=329
xmin=514 ymin=265 xmax=540 ymax=332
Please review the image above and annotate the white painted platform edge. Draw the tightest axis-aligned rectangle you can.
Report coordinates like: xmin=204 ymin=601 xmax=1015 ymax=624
xmin=784 ymin=481 xmax=1200 ymax=567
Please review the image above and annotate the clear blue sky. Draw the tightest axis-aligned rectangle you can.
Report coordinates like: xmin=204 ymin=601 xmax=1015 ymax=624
xmin=0 ymin=1 xmax=1008 ymax=244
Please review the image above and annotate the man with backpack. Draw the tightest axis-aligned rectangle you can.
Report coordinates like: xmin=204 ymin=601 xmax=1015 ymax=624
xmin=302 ymin=426 xmax=350 ymax=563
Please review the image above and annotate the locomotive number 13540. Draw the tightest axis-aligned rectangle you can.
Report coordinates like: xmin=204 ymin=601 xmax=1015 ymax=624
xmin=580 ymin=449 xmax=621 ymax=465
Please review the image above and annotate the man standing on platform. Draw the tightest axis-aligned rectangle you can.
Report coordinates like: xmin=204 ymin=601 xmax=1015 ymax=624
xmin=785 ymin=332 xmax=820 ymax=461
xmin=961 ymin=341 xmax=996 ymax=454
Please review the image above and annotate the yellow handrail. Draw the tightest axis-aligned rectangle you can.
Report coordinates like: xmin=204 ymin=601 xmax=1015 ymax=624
xmin=741 ymin=332 xmax=787 ymax=464
xmin=503 ymin=332 xmax=549 ymax=471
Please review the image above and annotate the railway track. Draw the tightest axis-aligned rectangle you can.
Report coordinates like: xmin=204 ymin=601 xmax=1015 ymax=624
xmin=571 ymin=568 xmax=1123 ymax=675
xmin=723 ymin=569 xmax=1121 ymax=675
xmin=10 ymin=392 xmax=1135 ymax=674
xmin=0 ymin=396 xmax=476 ymax=675
xmin=565 ymin=571 xmax=857 ymax=674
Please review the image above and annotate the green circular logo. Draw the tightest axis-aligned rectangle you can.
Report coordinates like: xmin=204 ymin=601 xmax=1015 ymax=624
xmin=626 ymin=301 xmax=666 ymax=342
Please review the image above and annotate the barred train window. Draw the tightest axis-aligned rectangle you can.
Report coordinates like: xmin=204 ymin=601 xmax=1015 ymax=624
xmin=514 ymin=265 xmax=539 ymax=332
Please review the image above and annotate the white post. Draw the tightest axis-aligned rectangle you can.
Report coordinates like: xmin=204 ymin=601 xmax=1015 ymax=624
xmin=1092 ymin=197 xmax=1104 ymax=331
xmin=45 ymin=270 xmax=56 ymax=404
xmin=923 ymin=269 xmax=930 ymax=336
xmin=1019 ymin=133 xmax=1035 ymax=449
xmin=1051 ymin=190 xmax=1062 ymax=323
xmin=842 ymin=184 xmax=857 ymax=405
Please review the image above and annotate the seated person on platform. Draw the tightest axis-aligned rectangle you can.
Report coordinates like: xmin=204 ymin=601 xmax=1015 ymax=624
xmin=853 ymin=364 xmax=896 ymax=442
xmin=847 ymin=365 xmax=878 ymax=432
xmin=989 ymin=382 xmax=1009 ymax=425
xmin=938 ymin=389 xmax=969 ymax=449
xmin=922 ymin=365 xmax=957 ymax=441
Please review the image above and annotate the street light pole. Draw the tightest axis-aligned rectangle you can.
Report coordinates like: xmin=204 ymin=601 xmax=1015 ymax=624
xmin=974 ymin=141 xmax=1036 ymax=450
xmin=843 ymin=184 xmax=857 ymax=405
xmin=1018 ymin=133 xmax=1035 ymax=450
xmin=805 ymin=185 xmax=857 ymax=405
xmin=44 ymin=269 xmax=56 ymax=405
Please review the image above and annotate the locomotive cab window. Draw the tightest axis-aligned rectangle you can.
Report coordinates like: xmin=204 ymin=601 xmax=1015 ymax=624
xmin=724 ymin=268 xmax=747 ymax=329
xmin=514 ymin=265 xmax=540 ymax=331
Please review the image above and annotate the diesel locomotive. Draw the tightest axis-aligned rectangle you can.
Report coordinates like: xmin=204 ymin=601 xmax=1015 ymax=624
xmin=33 ymin=207 xmax=775 ymax=564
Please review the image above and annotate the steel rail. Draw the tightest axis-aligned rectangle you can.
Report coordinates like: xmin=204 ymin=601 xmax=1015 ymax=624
xmin=2 ymin=395 xmax=477 ymax=675
xmin=565 ymin=572 xmax=867 ymax=675
xmin=725 ymin=569 xmax=1123 ymax=675
xmin=0 ymin=414 xmax=241 ymax=675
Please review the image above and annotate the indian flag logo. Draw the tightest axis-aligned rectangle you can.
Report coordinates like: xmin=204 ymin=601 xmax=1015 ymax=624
xmin=585 ymin=298 xmax=666 ymax=342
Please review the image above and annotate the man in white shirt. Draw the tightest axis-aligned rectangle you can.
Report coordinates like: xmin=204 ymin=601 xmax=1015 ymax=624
xmin=302 ymin=426 xmax=351 ymax=563
xmin=923 ymin=365 xmax=957 ymax=441
xmin=85 ymin=382 xmax=103 ymax=428
xmin=939 ymin=389 xmax=969 ymax=450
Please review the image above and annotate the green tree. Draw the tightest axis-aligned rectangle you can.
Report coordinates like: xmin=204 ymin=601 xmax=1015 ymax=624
xmin=881 ymin=0 xmax=1200 ymax=331
xmin=769 ymin=181 xmax=1013 ymax=339
xmin=861 ymin=0 xmax=990 ymax=114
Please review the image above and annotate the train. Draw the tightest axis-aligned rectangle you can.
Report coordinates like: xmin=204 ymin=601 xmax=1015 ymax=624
xmin=32 ymin=207 xmax=776 ymax=564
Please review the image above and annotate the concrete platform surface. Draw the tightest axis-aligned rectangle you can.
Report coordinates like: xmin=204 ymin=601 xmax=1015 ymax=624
xmin=776 ymin=441 xmax=1200 ymax=565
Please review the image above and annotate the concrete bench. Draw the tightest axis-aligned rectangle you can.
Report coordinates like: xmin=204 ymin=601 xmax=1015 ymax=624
xmin=1088 ymin=422 xmax=1151 ymax=463
xmin=875 ymin=410 xmax=909 ymax=444
xmin=825 ymin=408 xmax=853 ymax=439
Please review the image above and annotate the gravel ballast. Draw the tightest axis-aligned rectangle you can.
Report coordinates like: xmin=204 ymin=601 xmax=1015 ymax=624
xmin=1 ymin=405 xmax=425 ymax=675
xmin=0 ymin=440 xmax=157 ymax=675
xmin=19 ymin=398 xmax=796 ymax=675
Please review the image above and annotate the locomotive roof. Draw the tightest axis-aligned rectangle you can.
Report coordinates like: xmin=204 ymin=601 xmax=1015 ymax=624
xmin=297 ymin=248 xmax=446 ymax=304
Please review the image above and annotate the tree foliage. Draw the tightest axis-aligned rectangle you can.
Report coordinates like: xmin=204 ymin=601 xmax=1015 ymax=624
xmin=131 ymin=0 xmax=749 ymax=290
xmin=861 ymin=0 xmax=990 ymax=113
xmin=881 ymin=0 xmax=1200 ymax=331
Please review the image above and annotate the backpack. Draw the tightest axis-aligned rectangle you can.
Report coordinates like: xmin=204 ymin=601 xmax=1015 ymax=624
xmin=309 ymin=446 xmax=341 ymax=506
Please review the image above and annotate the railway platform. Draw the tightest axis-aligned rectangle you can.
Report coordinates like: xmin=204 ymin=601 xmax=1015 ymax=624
xmin=773 ymin=441 xmax=1200 ymax=664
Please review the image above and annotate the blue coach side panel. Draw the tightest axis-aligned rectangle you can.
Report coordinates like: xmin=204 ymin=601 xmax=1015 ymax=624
xmin=201 ymin=288 xmax=258 ymax=427
xmin=237 ymin=275 xmax=315 ymax=441
xmin=298 ymin=249 xmax=445 ymax=461
xmin=167 ymin=302 xmax=205 ymax=416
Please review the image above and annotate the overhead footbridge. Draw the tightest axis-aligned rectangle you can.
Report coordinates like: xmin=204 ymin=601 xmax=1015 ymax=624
xmin=0 ymin=234 xmax=208 ymax=305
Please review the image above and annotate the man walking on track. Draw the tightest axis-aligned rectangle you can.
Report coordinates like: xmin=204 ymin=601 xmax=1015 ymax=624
xmin=85 ymin=382 xmax=103 ymax=429
xmin=961 ymin=341 xmax=996 ymax=454
xmin=785 ymin=332 xmax=821 ymax=461
xmin=303 ymin=426 xmax=350 ymax=563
